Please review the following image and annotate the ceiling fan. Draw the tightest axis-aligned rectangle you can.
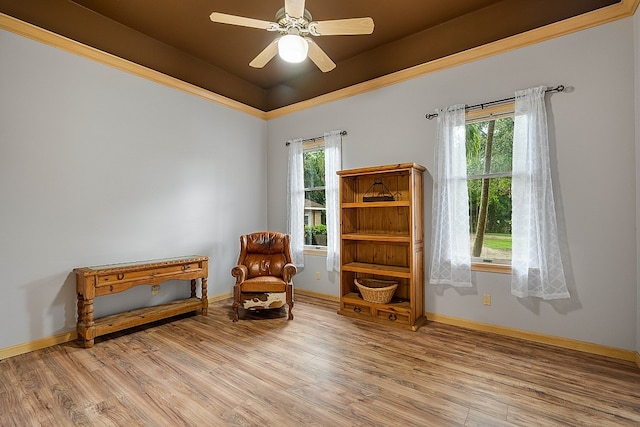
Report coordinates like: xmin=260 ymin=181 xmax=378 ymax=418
xmin=209 ymin=0 xmax=374 ymax=72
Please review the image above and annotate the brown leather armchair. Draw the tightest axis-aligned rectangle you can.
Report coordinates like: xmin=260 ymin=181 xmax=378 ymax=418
xmin=231 ymin=232 xmax=297 ymax=322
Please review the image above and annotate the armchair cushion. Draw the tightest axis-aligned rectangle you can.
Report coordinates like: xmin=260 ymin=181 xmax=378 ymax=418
xmin=241 ymin=276 xmax=287 ymax=293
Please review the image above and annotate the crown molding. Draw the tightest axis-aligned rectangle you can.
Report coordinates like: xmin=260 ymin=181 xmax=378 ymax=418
xmin=0 ymin=13 xmax=268 ymax=120
xmin=1 ymin=0 xmax=639 ymax=119
xmin=265 ymin=0 xmax=640 ymax=119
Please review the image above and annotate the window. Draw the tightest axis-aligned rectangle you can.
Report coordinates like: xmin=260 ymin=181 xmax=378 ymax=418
xmin=465 ymin=108 xmax=514 ymax=266
xmin=288 ymin=131 xmax=342 ymax=266
xmin=303 ymin=141 xmax=327 ymax=248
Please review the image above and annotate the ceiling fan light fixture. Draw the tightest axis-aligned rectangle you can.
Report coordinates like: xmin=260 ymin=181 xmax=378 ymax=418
xmin=210 ymin=2 xmax=373 ymax=72
xmin=278 ymin=34 xmax=308 ymax=63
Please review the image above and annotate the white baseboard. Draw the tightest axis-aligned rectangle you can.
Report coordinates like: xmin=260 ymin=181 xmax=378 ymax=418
xmin=0 ymin=292 xmax=233 ymax=360
xmin=2 ymin=292 xmax=638 ymax=370
xmin=427 ymin=312 xmax=638 ymax=364
xmin=0 ymin=330 xmax=77 ymax=360
xmin=295 ymin=290 xmax=639 ymax=367
xmin=295 ymin=288 xmax=340 ymax=302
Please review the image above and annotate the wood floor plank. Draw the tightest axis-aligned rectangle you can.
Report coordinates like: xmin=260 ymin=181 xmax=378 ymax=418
xmin=465 ymin=407 xmax=512 ymax=426
xmin=83 ymin=396 xmax=147 ymax=427
xmin=1 ymin=295 xmax=639 ymax=426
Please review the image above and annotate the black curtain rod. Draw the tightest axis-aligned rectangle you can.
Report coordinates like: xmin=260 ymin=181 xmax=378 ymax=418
xmin=285 ymin=130 xmax=347 ymax=146
xmin=425 ymin=85 xmax=566 ymax=120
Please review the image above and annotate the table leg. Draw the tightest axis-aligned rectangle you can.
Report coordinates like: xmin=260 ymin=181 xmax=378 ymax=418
xmin=201 ymin=277 xmax=208 ymax=315
xmin=77 ymin=293 xmax=95 ymax=348
xmin=190 ymin=279 xmax=197 ymax=298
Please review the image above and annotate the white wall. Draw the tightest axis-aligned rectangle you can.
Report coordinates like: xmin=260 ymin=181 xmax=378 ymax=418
xmin=0 ymin=30 xmax=268 ymax=349
xmin=634 ymin=9 xmax=640 ymax=355
xmin=267 ymin=18 xmax=638 ymax=350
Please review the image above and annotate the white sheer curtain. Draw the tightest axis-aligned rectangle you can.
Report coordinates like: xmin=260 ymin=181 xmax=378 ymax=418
xmin=430 ymin=104 xmax=472 ymax=287
xmin=324 ymin=130 xmax=342 ymax=272
xmin=511 ymin=86 xmax=569 ymax=299
xmin=287 ymin=138 xmax=305 ymax=267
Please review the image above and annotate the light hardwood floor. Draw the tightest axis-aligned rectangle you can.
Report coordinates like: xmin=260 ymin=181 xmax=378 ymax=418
xmin=1 ymin=295 xmax=639 ymax=426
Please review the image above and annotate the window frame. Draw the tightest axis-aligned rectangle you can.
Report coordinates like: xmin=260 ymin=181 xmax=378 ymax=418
xmin=466 ymin=104 xmax=514 ymax=274
xmin=302 ymin=139 xmax=328 ymax=253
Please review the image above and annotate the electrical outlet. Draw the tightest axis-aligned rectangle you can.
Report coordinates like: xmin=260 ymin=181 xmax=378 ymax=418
xmin=152 ymin=285 xmax=160 ymax=296
xmin=483 ymin=294 xmax=491 ymax=306
xmin=315 ymin=272 xmax=321 ymax=280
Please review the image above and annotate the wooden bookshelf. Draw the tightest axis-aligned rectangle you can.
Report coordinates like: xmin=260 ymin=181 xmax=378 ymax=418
xmin=337 ymin=163 xmax=426 ymax=331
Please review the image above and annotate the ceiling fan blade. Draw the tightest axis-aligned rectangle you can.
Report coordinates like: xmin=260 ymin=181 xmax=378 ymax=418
xmin=249 ymin=39 xmax=280 ymax=68
xmin=285 ymin=0 xmax=305 ymax=19
xmin=312 ymin=17 xmax=374 ymax=36
xmin=306 ymin=40 xmax=336 ymax=73
xmin=209 ymin=12 xmax=275 ymax=30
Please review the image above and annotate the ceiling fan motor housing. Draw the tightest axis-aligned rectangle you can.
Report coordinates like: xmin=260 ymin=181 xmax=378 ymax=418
xmin=274 ymin=7 xmax=313 ymax=35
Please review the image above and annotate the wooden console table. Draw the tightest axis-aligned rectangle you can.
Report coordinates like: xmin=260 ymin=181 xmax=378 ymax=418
xmin=74 ymin=255 xmax=209 ymax=348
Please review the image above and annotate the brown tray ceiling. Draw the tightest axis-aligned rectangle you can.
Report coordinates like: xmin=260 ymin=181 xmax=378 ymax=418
xmin=0 ymin=0 xmax=620 ymax=112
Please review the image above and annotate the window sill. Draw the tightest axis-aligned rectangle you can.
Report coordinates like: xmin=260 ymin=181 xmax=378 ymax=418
xmin=472 ymin=262 xmax=511 ymax=274
xmin=304 ymin=247 xmax=327 ymax=256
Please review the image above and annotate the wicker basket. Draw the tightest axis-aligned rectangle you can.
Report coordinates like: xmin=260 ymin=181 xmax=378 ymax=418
xmin=354 ymin=278 xmax=398 ymax=304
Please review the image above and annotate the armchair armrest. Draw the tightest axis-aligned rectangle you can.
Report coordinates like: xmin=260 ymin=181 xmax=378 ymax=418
xmin=282 ymin=263 xmax=297 ymax=283
xmin=231 ymin=265 xmax=248 ymax=285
